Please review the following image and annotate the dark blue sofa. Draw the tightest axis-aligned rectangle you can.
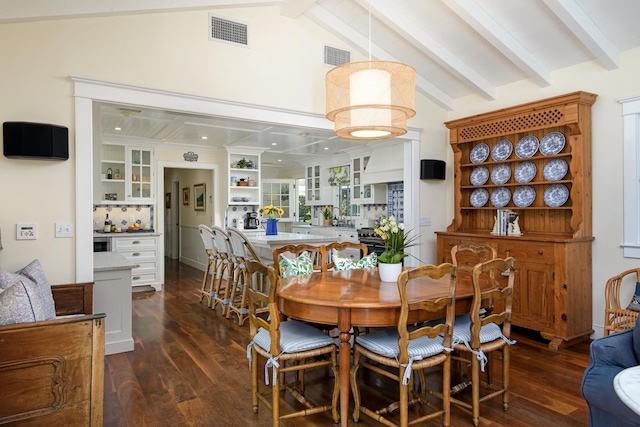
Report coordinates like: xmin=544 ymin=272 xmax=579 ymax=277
xmin=582 ymin=322 xmax=640 ymax=426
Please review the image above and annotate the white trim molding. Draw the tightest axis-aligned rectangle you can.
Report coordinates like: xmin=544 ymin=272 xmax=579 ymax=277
xmin=620 ymin=95 xmax=640 ymax=258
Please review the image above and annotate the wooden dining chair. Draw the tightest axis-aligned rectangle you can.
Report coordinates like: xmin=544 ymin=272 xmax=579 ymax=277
xmin=272 ymin=244 xmax=325 ymax=277
xmin=450 ymin=257 xmax=516 ymax=427
xmin=245 ymin=260 xmax=340 ymax=427
xmin=323 ymin=241 xmax=369 ymax=272
xmin=604 ymin=268 xmax=640 ymax=336
xmin=350 ymin=263 xmax=457 ymax=427
xmin=451 ymin=243 xmax=498 ymax=275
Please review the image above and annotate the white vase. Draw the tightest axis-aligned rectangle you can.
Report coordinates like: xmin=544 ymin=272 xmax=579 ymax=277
xmin=378 ymin=263 xmax=402 ymax=282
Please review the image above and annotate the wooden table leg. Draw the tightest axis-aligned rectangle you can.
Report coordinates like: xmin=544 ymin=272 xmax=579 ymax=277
xmin=338 ymin=308 xmax=352 ymax=427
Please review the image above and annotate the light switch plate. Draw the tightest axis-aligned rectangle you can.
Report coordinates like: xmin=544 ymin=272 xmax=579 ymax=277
xmin=55 ymin=222 xmax=74 ymax=238
xmin=17 ymin=223 xmax=37 ymax=240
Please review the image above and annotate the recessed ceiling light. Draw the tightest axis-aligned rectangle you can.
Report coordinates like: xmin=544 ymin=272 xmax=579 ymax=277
xmin=114 ymin=127 xmax=121 ymax=131
xmin=324 ymin=147 xmax=329 ymax=150
xmin=201 ymin=136 xmax=208 ymax=140
xmin=277 ymin=159 xmax=282 ymax=162
xmin=272 ymin=142 xmax=277 ymax=146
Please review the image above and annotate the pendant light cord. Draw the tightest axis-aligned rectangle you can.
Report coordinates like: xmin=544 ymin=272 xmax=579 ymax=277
xmin=368 ymin=1 xmax=372 ymax=62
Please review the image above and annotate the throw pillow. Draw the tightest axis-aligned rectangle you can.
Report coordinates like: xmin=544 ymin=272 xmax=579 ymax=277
xmin=332 ymin=252 xmax=378 ymax=271
xmin=626 ymin=282 xmax=640 ymax=312
xmin=0 ymin=259 xmax=56 ymax=322
xmin=17 ymin=259 xmax=56 ymax=320
xmin=0 ymin=282 xmax=37 ymax=325
xmin=279 ymin=252 xmax=314 ymax=278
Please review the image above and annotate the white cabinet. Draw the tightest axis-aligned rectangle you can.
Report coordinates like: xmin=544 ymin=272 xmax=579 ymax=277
xmin=98 ymin=144 xmax=154 ymax=203
xmin=112 ymin=235 xmax=160 ymax=289
xmin=228 ymin=150 xmax=261 ymax=206
xmin=305 ymin=165 xmax=322 ymax=205
xmin=128 ymin=147 xmax=154 ymax=202
xmin=350 ymin=155 xmax=388 ymax=204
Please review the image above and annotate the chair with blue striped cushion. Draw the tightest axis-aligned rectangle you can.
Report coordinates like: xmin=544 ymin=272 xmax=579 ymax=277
xmin=450 ymin=257 xmax=516 ymax=427
xmin=351 ymin=263 xmax=457 ymax=427
xmin=245 ymin=260 xmax=339 ymax=427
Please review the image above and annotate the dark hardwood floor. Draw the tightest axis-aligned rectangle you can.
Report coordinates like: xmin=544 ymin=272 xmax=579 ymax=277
xmin=103 ymin=258 xmax=591 ymax=426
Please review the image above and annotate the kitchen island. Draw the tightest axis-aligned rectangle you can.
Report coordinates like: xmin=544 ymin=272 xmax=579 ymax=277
xmin=93 ymin=252 xmax=136 ymax=355
xmin=246 ymin=232 xmax=337 ymax=264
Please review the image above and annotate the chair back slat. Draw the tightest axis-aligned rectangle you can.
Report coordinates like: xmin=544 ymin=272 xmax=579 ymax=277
xmin=272 ymin=244 xmax=325 ymax=277
xmin=246 ymin=260 xmax=281 ymax=352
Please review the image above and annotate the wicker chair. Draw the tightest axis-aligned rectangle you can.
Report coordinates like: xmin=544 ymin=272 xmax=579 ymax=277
xmin=246 ymin=260 xmax=340 ymax=427
xmin=197 ymin=225 xmax=218 ymax=307
xmin=209 ymin=226 xmax=234 ymax=315
xmin=350 ymin=263 xmax=457 ymax=427
xmin=450 ymin=257 xmax=516 ymax=427
xmin=604 ymin=268 xmax=640 ymax=336
xmin=225 ymin=227 xmax=264 ymax=325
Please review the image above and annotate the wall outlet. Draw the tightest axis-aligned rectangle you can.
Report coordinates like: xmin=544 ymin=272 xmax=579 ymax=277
xmin=55 ymin=222 xmax=74 ymax=238
xmin=129 ymin=215 xmax=135 ymax=223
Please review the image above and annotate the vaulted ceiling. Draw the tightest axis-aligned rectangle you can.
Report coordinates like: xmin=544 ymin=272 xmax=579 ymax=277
xmin=4 ymin=0 xmax=640 ymax=166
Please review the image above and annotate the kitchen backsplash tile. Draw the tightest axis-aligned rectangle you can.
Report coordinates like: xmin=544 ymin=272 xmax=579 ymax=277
xmin=387 ymin=182 xmax=404 ymax=222
xmin=93 ymin=204 xmax=154 ymax=231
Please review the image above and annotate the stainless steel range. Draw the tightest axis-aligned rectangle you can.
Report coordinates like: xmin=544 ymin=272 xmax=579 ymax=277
xmin=357 ymin=228 xmax=386 ymax=256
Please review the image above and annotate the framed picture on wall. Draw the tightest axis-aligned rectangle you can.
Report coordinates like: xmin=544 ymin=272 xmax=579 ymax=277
xmin=182 ymin=187 xmax=190 ymax=205
xmin=194 ymin=183 xmax=206 ymax=211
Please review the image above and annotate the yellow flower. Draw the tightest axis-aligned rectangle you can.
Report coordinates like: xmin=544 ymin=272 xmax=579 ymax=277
xmin=259 ymin=205 xmax=283 ymax=219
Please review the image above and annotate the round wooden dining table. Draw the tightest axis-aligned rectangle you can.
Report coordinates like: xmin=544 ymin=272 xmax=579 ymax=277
xmin=278 ymin=267 xmax=475 ymax=426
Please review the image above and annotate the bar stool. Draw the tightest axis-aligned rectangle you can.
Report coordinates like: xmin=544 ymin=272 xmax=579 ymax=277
xmin=225 ymin=227 xmax=263 ymax=325
xmin=197 ymin=225 xmax=219 ymax=307
xmin=209 ymin=226 xmax=234 ymax=315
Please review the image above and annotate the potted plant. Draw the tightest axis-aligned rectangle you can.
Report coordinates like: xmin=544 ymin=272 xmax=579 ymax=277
xmin=236 ymin=158 xmax=254 ymax=169
xmin=322 ymin=205 xmax=332 ymax=226
xmin=259 ymin=204 xmax=284 ymax=235
xmin=374 ymin=215 xmax=418 ymax=282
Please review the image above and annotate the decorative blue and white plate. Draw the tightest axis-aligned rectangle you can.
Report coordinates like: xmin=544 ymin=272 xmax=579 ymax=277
xmin=515 ymin=136 xmax=539 ymax=158
xmin=513 ymin=186 xmax=536 ymax=208
xmin=540 ymin=132 xmax=566 ymax=156
xmin=491 ymin=164 xmax=511 ymax=185
xmin=491 ymin=187 xmax=511 ymax=208
xmin=514 ymin=161 xmax=536 ymax=183
xmin=491 ymin=139 xmax=513 ymax=161
xmin=470 ymin=166 xmax=489 ymax=186
xmin=543 ymin=158 xmax=568 ymax=181
xmin=470 ymin=143 xmax=490 ymax=164
xmin=544 ymin=184 xmax=569 ymax=207
xmin=470 ymin=188 xmax=489 ymax=207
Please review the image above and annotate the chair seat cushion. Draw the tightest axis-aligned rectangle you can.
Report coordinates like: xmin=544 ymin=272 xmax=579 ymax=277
xmin=253 ymin=320 xmax=335 ymax=354
xmin=355 ymin=327 xmax=445 ymax=359
xmin=452 ymin=314 xmax=504 ymax=345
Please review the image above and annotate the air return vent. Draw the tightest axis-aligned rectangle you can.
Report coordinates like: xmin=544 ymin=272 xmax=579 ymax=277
xmin=324 ymin=46 xmax=351 ymax=66
xmin=209 ymin=14 xmax=248 ymax=46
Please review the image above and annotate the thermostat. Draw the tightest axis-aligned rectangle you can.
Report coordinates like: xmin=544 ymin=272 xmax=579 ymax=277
xmin=17 ymin=223 xmax=37 ymax=240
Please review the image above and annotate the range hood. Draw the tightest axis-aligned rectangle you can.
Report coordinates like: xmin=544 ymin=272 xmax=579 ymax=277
xmin=361 ymin=145 xmax=404 ymax=184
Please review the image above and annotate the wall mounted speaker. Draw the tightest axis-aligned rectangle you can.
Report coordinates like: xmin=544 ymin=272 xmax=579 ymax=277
xmin=3 ymin=121 xmax=69 ymax=160
xmin=420 ymin=159 xmax=446 ymax=180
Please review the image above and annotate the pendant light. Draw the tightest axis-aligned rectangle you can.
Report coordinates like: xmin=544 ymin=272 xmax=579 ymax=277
xmin=326 ymin=2 xmax=416 ymax=140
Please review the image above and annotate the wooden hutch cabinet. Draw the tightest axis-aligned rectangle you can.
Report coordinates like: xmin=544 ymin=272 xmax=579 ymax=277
xmin=436 ymin=91 xmax=597 ymax=349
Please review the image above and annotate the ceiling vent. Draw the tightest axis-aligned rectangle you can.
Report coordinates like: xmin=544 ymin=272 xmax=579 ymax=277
xmin=324 ymin=46 xmax=351 ymax=67
xmin=209 ymin=14 xmax=248 ymax=47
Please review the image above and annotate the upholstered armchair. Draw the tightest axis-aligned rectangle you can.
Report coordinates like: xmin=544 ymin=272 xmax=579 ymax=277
xmin=582 ymin=322 xmax=640 ymax=426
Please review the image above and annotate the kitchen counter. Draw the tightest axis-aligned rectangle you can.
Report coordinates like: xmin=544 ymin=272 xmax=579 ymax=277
xmin=246 ymin=232 xmax=337 ymax=264
xmin=93 ymin=251 xmax=136 ymax=271
xmin=94 ymin=230 xmax=162 ymax=237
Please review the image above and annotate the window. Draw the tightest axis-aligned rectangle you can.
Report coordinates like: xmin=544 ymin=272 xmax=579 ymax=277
xmin=262 ymin=179 xmax=295 ymax=222
xmin=621 ymin=95 xmax=640 ymax=257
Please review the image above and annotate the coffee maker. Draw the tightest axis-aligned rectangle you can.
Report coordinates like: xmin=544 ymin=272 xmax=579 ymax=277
xmin=244 ymin=212 xmax=259 ymax=229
